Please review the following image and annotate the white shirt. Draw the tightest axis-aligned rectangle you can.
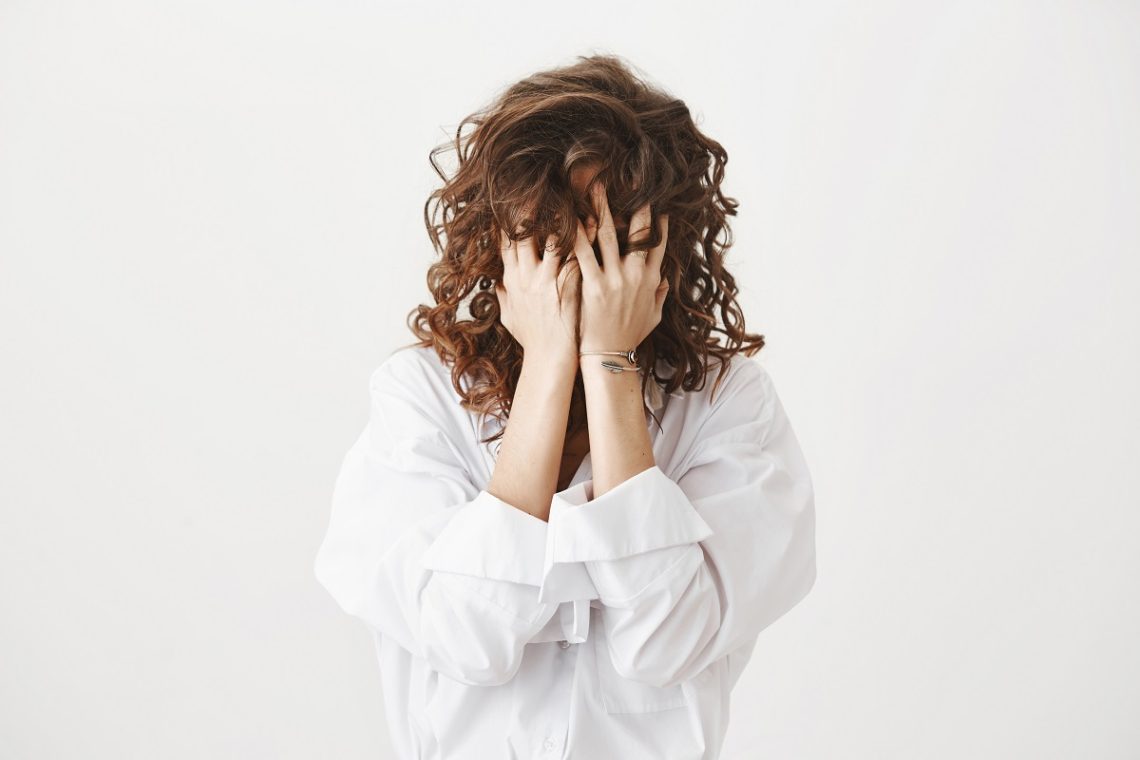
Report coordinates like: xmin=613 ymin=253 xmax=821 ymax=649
xmin=314 ymin=344 xmax=816 ymax=760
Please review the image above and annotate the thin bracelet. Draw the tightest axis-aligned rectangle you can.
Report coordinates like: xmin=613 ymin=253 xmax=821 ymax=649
xmin=579 ymin=349 xmax=640 ymax=373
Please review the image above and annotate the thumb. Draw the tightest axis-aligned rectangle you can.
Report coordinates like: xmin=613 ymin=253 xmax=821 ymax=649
xmin=557 ymin=258 xmax=581 ymax=296
xmin=495 ymin=282 xmax=509 ymax=317
xmin=654 ymin=278 xmax=669 ymax=311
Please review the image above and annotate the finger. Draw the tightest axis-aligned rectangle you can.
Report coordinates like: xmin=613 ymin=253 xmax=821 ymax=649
xmin=514 ymin=229 xmax=540 ymax=276
xmin=627 ymin=201 xmax=653 ymax=262
xmin=573 ymin=216 xmax=602 ymax=285
xmin=646 ymin=213 xmax=668 ymax=276
xmin=555 ymin=255 xmax=581 ymax=303
xmin=500 ymin=227 xmax=517 ymax=272
xmin=540 ymin=233 xmax=561 ymax=273
xmin=654 ymin=277 xmax=669 ymax=313
xmin=590 ymin=182 xmax=620 ymax=274
xmin=585 ymin=214 xmax=598 ymax=245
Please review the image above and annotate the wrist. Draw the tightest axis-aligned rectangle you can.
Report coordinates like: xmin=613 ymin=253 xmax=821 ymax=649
xmin=523 ymin=346 xmax=579 ymax=374
xmin=579 ymin=354 xmax=646 ymax=408
xmin=578 ymin=347 xmax=640 ymax=372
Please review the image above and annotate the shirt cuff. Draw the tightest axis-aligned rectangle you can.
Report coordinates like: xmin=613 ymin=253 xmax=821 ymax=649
xmin=544 ymin=464 xmax=714 ymax=565
xmin=419 ymin=489 xmax=549 ymax=586
xmin=419 ymin=488 xmax=599 ymax=613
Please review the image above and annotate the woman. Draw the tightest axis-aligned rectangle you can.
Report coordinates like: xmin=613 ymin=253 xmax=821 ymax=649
xmin=313 ymin=53 xmax=816 ymax=760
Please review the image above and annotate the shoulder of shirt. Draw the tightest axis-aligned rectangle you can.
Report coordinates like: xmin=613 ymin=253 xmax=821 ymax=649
xmin=696 ymin=352 xmax=776 ymax=415
xmin=365 ymin=345 xmax=464 ymax=419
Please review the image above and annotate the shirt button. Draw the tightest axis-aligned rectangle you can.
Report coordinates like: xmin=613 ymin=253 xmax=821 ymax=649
xmin=558 ymin=640 xmax=570 ymax=649
xmin=543 ymin=737 xmax=556 ymax=751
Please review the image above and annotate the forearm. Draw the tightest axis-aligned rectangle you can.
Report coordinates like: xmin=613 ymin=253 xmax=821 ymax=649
xmin=579 ymin=356 xmax=655 ymax=499
xmin=487 ymin=351 xmax=578 ymax=521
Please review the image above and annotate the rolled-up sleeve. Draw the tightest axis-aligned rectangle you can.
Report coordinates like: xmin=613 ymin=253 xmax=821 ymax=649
xmin=543 ymin=360 xmax=817 ymax=689
xmin=314 ymin=353 xmax=582 ymax=687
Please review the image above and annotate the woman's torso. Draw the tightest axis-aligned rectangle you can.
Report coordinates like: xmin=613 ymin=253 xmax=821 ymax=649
xmin=371 ymin=345 xmax=756 ymax=760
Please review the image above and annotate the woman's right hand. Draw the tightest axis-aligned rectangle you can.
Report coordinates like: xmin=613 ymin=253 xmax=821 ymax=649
xmin=495 ymin=226 xmax=582 ymax=366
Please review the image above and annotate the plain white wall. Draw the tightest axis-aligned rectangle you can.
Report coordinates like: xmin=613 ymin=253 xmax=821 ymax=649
xmin=2 ymin=1 xmax=1137 ymax=758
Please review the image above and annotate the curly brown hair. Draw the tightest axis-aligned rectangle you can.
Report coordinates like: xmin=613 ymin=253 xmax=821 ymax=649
xmin=399 ymin=52 xmax=765 ymax=448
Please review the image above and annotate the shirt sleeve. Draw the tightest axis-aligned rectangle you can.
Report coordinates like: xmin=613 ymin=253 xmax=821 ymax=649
xmin=313 ymin=352 xmax=590 ymax=687
xmin=544 ymin=359 xmax=817 ymax=690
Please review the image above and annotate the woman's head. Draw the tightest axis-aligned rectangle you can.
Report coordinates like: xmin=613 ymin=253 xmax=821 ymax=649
xmin=406 ymin=53 xmax=765 ymax=440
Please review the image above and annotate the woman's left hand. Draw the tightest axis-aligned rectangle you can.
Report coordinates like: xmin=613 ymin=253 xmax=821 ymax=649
xmin=573 ymin=182 xmax=670 ymax=353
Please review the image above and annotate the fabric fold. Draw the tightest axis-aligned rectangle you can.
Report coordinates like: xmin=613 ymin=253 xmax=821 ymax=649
xmin=546 ymin=465 xmax=715 ymax=564
xmin=420 ymin=489 xmax=549 ymax=587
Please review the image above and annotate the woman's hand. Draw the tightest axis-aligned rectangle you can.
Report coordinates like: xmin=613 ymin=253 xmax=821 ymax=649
xmin=575 ymin=182 xmax=670 ymax=353
xmin=495 ymin=226 xmax=582 ymax=366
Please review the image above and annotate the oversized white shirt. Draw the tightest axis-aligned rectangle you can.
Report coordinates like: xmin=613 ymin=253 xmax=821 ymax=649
xmin=313 ymin=344 xmax=816 ymax=760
